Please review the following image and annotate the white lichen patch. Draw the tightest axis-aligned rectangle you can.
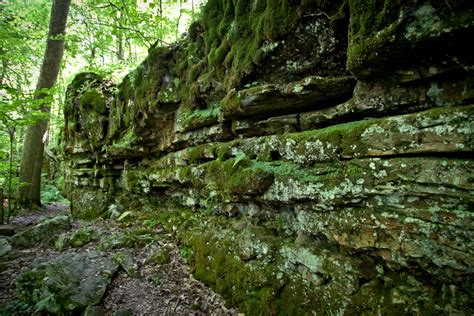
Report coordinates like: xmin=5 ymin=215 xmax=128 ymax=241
xmin=404 ymin=4 xmax=443 ymax=41
xmin=361 ymin=124 xmax=386 ymax=138
xmin=263 ymin=178 xmax=324 ymax=202
xmin=279 ymin=136 xmax=338 ymax=164
xmin=426 ymin=82 xmax=444 ymax=105
xmin=280 ymin=246 xmax=323 ymax=273
xmin=292 ymin=84 xmax=304 ymax=93
xmin=261 ymin=41 xmax=279 ymax=54
xmin=392 ymin=117 xmax=419 ymax=135
xmin=373 ymin=170 xmax=388 ymax=179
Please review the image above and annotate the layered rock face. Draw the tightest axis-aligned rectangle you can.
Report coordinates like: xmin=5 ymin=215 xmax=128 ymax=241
xmin=62 ymin=0 xmax=474 ymax=314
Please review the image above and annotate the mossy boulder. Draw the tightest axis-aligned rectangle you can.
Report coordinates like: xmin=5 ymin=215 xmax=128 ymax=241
xmin=0 ymin=238 xmax=12 ymax=256
xmin=16 ymin=251 xmax=119 ymax=314
xmin=70 ymin=190 xmax=111 ymax=220
xmin=80 ymin=89 xmax=106 ymax=114
xmin=98 ymin=228 xmax=155 ymax=251
xmin=113 ymin=251 xmax=139 ymax=278
xmin=64 ymin=72 xmax=113 ymax=152
xmin=11 ymin=216 xmax=71 ymax=248
xmin=70 ymin=227 xmax=99 ymax=247
xmin=145 ymin=248 xmax=171 ymax=265
xmin=55 ymin=233 xmax=70 ymax=251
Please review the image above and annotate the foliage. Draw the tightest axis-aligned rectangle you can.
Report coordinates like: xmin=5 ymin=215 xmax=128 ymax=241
xmin=0 ymin=84 xmax=51 ymax=222
xmin=0 ymin=0 xmax=204 ymax=212
xmin=67 ymin=0 xmax=203 ymax=81
xmin=40 ymin=181 xmax=69 ymax=205
xmin=0 ymin=0 xmax=49 ymax=90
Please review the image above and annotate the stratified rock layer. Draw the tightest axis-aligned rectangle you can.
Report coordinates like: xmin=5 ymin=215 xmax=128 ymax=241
xmin=61 ymin=0 xmax=474 ymax=314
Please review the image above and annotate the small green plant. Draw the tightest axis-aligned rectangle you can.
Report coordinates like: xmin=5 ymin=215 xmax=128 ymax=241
xmin=143 ymin=219 xmax=159 ymax=229
xmin=40 ymin=182 xmax=68 ymax=204
xmin=181 ymin=245 xmax=192 ymax=261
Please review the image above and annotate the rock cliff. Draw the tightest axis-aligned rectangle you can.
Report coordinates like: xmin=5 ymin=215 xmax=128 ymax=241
xmin=61 ymin=0 xmax=474 ymax=314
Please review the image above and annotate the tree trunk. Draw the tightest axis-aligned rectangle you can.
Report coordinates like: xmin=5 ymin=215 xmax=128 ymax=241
xmin=6 ymin=127 xmax=14 ymax=223
xmin=176 ymin=0 xmax=182 ymax=40
xmin=117 ymin=32 xmax=125 ymax=61
xmin=0 ymin=58 xmax=7 ymax=85
xmin=116 ymin=11 xmax=124 ymax=61
xmin=18 ymin=0 xmax=71 ymax=208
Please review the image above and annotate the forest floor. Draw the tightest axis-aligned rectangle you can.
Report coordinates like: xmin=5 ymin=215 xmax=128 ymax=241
xmin=0 ymin=204 xmax=238 ymax=315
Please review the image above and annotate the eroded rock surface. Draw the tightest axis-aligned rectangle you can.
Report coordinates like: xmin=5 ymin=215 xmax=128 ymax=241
xmin=60 ymin=0 xmax=474 ymax=314
xmin=11 ymin=215 xmax=71 ymax=248
xmin=16 ymin=251 xmax=119 ymax=314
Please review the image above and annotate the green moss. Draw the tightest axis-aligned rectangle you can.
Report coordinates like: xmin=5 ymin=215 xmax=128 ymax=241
xmin=70 ymin=227 xmax=99 ymax=248
xmin=186 ymin=144 xmax=217 ymax=164
xmin=145 ymin=248 xmax=171 ymax=265
xmin=98 ymin=228 xmax=155 ymax=251
xmin=200 ymin=0 xmax=309 ymax=90
xmin=347 ymin=0 xmax=402 ymax=68
xmin=347 ymin=1 xmax=474 ymax=78
xmin=80 ymin=89 xmax=106 ymax=114
xmin=184 ymin=230 xmax=282 ymax=314
xmin=177 ymin=103 xmax=221 ymax=132
xmin=199 ymin=158 xmax=274 ymax=200
xmin=110 ymin=127 xmax=136 ymax=150
xmin=348 ymin=0 xmax=400 ymax=39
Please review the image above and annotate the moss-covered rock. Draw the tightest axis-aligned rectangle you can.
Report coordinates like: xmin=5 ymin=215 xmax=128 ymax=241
xmin=11 ymin=216 xmax=71 ymax=248
xmin=64 ymin=72 xmax=114 ymax=152
xmin=70 ymin=226 xmax=99 ymax=247
xmin=60 ymin=0 xmax=474 ymax=313
xmin=221 ymin=76 xmax=355 ymax=119
xmin=0 ymin=238 xmax=12 ymax=256
xmin=70 ymin=189 xmax=111 ymax=220
xmin=347 ymin=1 xmax=474 ymax=80
xmin=16 ymin=251 xmax=119 ymax=314
xmin=80 ymin=89 xmax=106 ymax=113
xmin=113 ymin=251 xmax=139 ymax=278
xmin=145 ymin=248 xmax=171 ymax=265
xmin=98 ymin=228 xmax=155 ymax=251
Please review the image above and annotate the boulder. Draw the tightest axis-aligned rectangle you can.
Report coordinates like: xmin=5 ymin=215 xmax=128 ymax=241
xmin=70 ymin=226 xmax=99 ymax=247
xmin=113 ymin=251 xmax=139 ymax=278
xmin=11 ymin=215 xmax=71 ymax=248
xmin=0 ymin=237 xmax=12 ymax=256
xmin=16 ymin=251 xmax=119 ymax=314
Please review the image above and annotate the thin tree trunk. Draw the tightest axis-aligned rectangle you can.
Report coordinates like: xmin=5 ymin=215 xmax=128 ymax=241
xmin=0 ymin=184 xmax=3 ymax=225
xmin=117 ymin=32 xmax=124 ymax=61
xmin=176 ymin=0 xmax=182 ymax=40
xmin=7 ymin=128 xmax=14 ymax=222
xmin=126 ymin=37 xmax=132 ymax=62
xmin=116 ymin=11 xmax=124 ymax=61
xmin=0 ymin=58 xmax=7 ymax=85
xmin=18 ymin=0 xmax=71 ymax=208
